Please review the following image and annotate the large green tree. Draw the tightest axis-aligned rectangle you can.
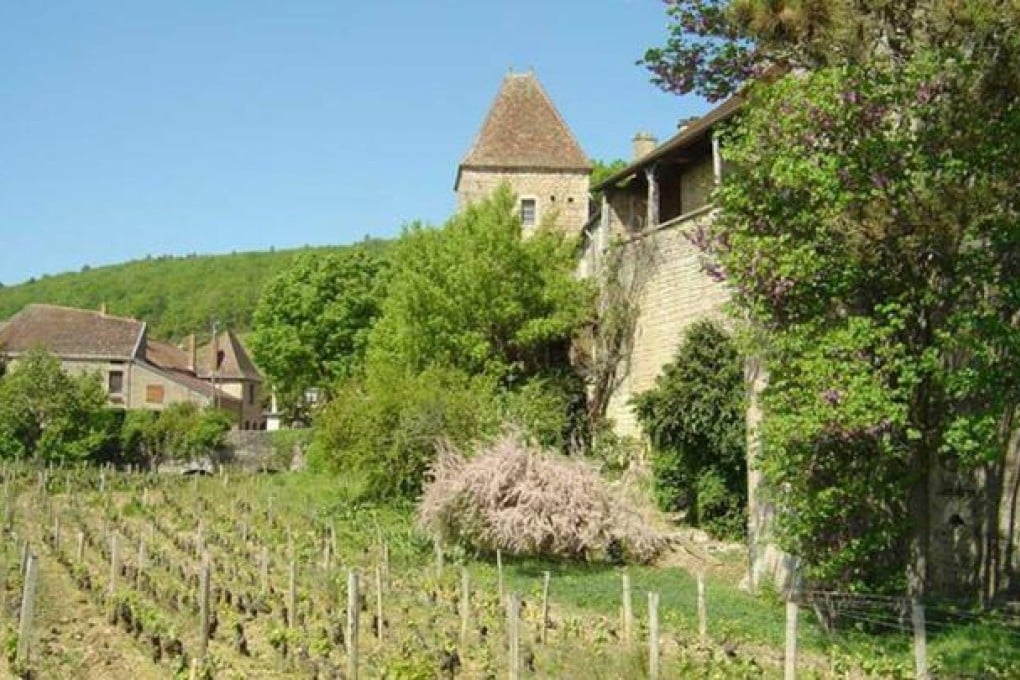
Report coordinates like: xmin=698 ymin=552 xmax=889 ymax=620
xmin=0 ymin=349 xmax=111 ymax=462
xmin=250 ymin=247 xmax=388 ymax=420
xmin=650 ymin=1 xmax=1020 ymax=595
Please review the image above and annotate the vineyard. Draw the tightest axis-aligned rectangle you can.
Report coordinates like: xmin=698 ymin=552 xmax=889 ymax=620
xmin=0 ymin=466 xmax=1016 ymax=679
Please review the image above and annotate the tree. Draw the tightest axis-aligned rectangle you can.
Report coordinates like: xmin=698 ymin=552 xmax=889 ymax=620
xmin=0 ymin=349 xmax=110 ymax=462
xmin=633 ymin=321 xmax=747 ymax=540
xmin=368 ymin=185 xmax=591 ymax=386
xmin=311 ymin=187 xmax=594 ymax=499
xmin=250 ymin=247 xmax=388 ymax=420
xmin=641 ymin=0 xmax=1020 ymax=102
xmin=697 ymin=47 xmax=1020 ymax=596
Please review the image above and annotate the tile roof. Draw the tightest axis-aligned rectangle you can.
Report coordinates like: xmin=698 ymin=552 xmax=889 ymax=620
xmin=0 ymin=304 xmax=145 ymax=359
xmin=592 ymin=95 xmax=743 ymax=191
xmin=144 ymin=339 xmax=192 ymax=372
xmin=197 ymin=330 xmax=262 ymax=381
xmin=457 ymin=72 xmax=591 ymax=182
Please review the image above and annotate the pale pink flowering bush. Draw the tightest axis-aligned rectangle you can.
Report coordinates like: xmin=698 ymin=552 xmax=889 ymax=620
xmin=417 ymin=433 xmax=667 ymax=563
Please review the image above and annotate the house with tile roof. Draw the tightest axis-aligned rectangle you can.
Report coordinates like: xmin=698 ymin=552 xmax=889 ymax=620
xmin=0 ymin=303 xmax=264 ymax=429
xmin=456 ymin=71 xmax=592 ymax=234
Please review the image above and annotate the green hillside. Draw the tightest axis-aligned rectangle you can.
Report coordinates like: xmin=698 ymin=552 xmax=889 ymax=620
xmin=0 ymin=241 xmax=387 ymax=340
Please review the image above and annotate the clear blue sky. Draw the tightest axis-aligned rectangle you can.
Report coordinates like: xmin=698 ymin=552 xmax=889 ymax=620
xmin=1 ymin=0 xmax=708 ymax=285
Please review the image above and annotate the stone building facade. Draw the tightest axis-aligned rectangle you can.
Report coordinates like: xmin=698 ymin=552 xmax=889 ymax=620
xmin=0 ymin=303 xmax=264 ymax=429
xmin=456 ymin=71 xmax=591 ymax=234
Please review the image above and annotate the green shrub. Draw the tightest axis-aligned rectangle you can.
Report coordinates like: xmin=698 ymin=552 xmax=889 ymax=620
xmin=309 ymin=365 xmax=499 ymax=501
xmin=633 ymin=320 xmax=747 ymax=541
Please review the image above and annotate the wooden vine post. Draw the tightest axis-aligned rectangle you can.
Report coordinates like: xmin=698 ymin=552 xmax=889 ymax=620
xmin=375 ymin=564 xmax=385 ymax=641
xmin=648 ymin=591 xmax=660 ymax=680
xmin=108 ymin=532 xmax=121 ymax=604
xmin=508 ymin=592 xmax=521 ymax=680
xmin=697 ymin=572 xmax=708 ymax=640
xmin=621 ymin=572 xmax=634 ymax=643
xmin=434 ymin=535 xmax=443 ymax=577
xmin=287 ymin=560 xmax=297 ymax=628
xmin=541 ymin=571 xmax=551 ymax=644
xmin=16 ymin=553 xmax=38 ymax=666
xmin=259 ymin=546 xmax=269 ymax=593
xmin=784 ymin=598 xmax=798 ymax=680
xmin=347 ymin=569 xmax=360 ymax=680
xmin=459 ymin=567 xmax=470 ymax=645
xmin=76 ymin=531 xmax=85 ymax=564
xmin=912 ymin=599 xmax=929 ymax=680
xmin=199 ymin=553 xmax=211 ymax=660
xmin=496 ymin=549 xmax=504 ymax=605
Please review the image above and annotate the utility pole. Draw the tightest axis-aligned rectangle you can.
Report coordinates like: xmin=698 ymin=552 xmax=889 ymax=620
xmin=211 ymin=319 xmax=219 ymax=410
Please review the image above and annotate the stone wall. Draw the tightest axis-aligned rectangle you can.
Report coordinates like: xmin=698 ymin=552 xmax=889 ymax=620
xmin=600 ymin=209 xmax=730 ymax=437
xmin=457 ymin=168 xmax=590 ymax=235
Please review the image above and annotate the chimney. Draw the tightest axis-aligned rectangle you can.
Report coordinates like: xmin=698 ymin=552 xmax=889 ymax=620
xmin=187 ymin=333 xmax=196 ymax=373
xmin=632 ymin=131 xmax=658 ymax=160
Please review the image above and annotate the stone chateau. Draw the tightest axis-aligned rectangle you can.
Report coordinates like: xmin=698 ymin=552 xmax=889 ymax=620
xmin=458 ymin=72 xmax=1020 ymax=601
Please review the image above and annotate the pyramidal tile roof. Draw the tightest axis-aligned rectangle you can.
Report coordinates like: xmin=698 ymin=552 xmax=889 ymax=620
xmin=459 ymin=72 xmax=591 ymax=176
xmin=197 ymin=329 xmax=262 ymax=382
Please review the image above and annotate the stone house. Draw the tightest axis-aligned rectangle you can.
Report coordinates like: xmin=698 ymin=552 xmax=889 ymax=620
xmin=456 ymin=71 xmax=592 ymax=234
xmin=0 ymin=303 xmax=264 ymax=429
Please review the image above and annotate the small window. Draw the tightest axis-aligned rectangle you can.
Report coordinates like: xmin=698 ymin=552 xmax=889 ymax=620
xmin=145 ymin=384 xmax=165 ymax=404
xmin=108 ymin=371 xmax=124 ymax=395
xmin=248 ymin=384 xmax=255 ymax=405
xmin=520 ymin=198 xmax=536 ymax=227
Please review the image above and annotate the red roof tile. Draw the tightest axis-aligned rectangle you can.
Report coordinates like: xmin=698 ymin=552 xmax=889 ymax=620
xmin=458 ymin=72 xmax=591 ymax=178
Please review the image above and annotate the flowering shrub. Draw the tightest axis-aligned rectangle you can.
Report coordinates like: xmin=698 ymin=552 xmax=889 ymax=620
xmin=417 ymin=433 xmax=667 ymax=563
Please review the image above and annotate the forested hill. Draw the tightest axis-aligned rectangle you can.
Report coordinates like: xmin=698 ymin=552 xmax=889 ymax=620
xmin=0 ymin=241 xmax=388 ymax=340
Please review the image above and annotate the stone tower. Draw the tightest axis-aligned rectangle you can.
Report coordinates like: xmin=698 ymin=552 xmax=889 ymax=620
xmin=455 ymin=71 xmax=592 ymax=234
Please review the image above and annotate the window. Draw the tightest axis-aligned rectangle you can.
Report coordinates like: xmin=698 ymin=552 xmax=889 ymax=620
xmin=520 ymin=198 xmax=536 ymax=227
xmin=108 ymin=370 xmax=124 ymax=395
xmin=145 ymin=384 xmax=165 ymax=404
xmin=248 ymin=384 xmax=256 ymax=405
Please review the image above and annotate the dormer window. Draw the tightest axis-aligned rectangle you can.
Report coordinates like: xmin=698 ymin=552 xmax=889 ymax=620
xmin=520 ymin=198 xmax=537 ymax=227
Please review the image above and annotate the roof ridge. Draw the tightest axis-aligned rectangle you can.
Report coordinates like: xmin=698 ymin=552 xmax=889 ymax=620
xmin=26 ymin=302 xmax=142 ymax=325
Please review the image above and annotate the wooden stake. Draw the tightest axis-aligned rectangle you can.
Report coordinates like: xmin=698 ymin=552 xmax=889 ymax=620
xmin=76 ymin=531 xmax=85 ymax=564
xmin=259 ymin=546 xmax=269 ymax=593
xmin=621 ymin=572 xmax=634 ymax=643
xmin=784 ymin=600 xmax=798 ymax=680
xmin=375 ymin=564 xmax=384 ymax=641
xmin=199 ymin=553 xmax=211 ymax=660
xmin=541 ymin=571 xmax=550 ymax=644
xmin=697 ymin=572 xmax=707 ymax=640
xmin=459 ymin=567 xmax=470 ymax=645
xmin=648 ymin=591 xmax=660 ymax=680
xmin=497 ymin=549 xmax=504 ymax=606
xmin=912 ymin=599 xmax=928 ymax=680
xmin=508 ymin=592 xmax=521 ymax=680
xmin=434 ymin=535 xmax=443 ymax=578
xmin=16 ymin=553 xmax=37 ymax=665
xmin=287 ymin=560 xmax=297 ymax=628
xmin=347 ymin=569 xmax=360 ymax=680
xmin=108 ymin=533 xmax=121 ymax=599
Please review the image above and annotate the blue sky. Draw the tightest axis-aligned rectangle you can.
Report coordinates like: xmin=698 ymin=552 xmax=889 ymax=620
xmin=1 ymin=1 xmax=708 ymax=285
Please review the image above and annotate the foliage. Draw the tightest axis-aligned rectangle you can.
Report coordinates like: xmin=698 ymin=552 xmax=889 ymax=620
xmin=0 ymin=242 xmax=387 ymax=340
xmin=0 ymin=348 xmax=111 ymax=462
xmin=249 ymin=247 xmax=389 ymax=419
xmin=312 ymin=187 xmax=593 ymax=501
xmin=640 ymin=0 xmax=1020 ymax=101
xmin=633 ymin=320 xmax=747 ymax=540
xmin=309 ymin=365 xmax=500 ymax=501
xmin=698 ymin=43 xmax=1020 ymax=590
xmin=123 ymin=402 xmax=233 ymax=466
xmin=418 ymin=432 xmax=669 ymax=563
xmin=367 ymin=184 xmax=591 ymax=385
